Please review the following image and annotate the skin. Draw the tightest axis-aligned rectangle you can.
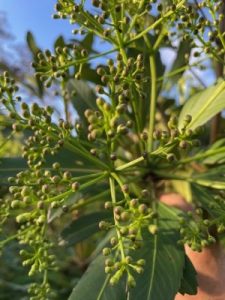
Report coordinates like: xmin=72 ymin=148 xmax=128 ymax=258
xmin=160 ymin=193 xmax=225 ymax=300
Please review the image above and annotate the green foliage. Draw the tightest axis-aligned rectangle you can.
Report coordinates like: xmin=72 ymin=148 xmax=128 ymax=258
xmin=179 ymin=80 xmax=225 ymax=130
xmin=1 ymin=0 xmax=225 ymax=299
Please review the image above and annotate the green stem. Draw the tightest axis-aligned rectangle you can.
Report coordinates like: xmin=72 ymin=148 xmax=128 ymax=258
xmin=147 ymin=54 xmax=157 ymax=152
xmin=70 ymin=172 xmax=103 ymax=182
xmin=126 ymin=0 xmax=145 ymax=36
xmin=56 ymin=48 xmax=119 ymax=71
xmin=109 ymin=177 xmax=125 ymax=260
xmin=47 ymin=173 xmax=106 ymax=203
xmin=157 ymin=58 xmax=207 ymax=82
xmin=70 ymin=188 xmax=111 ymax=211
xmin=180 ymin=146 xmax=225 ymax=164
xmin=126 ymin=0 xmax=185 ymax=46
xmin=116 ymin=156 xmax=145 ymax=171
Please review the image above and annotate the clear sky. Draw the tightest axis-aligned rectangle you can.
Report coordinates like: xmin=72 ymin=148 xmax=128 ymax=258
xmin=0 ymin=0 xmax=215 ymax=88
xmin=0 ymin=0 xmax=72 ymax=49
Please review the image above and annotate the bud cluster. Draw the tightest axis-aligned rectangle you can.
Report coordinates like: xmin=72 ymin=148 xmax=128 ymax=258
xmin=152 ymin=114 xmax=202 ymax=162
xmin=101 ymin=184 xmax=157 ymax=287
xmin=32 ymin=44 xmax=88 ymax=86
xmin=178 ymin=209 xmax=216 ymax=252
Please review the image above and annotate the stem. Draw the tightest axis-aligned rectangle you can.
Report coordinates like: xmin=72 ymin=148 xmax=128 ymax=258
xmin=116 ymin=156 xmax=145 ymax=171
xmin=210 ymin=2 xmax=225 ymax=143
xmin=47 ymin=173 xmax=106 ymax=203
xmin=126 ymin=0 xmax=185 ymax=46
xmin=109 ymin=177 xmax=125 ymax=260
xmin=147 ymin=54 xmax=157 ymax=152
xmin=57 ymin=48 xmax=119 ymax=71
xmin=179 ymin=146 xmax=225 ymax=164
xmin=70 ymin=188 xmax=111 ymax=211
xmin=126 ymin=0 xmax=145 ymax=36
xmin=157 ymin=58 xmax=207 ymax=82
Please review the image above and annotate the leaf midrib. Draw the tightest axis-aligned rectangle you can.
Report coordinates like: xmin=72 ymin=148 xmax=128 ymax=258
xmin=188 ymin=81 xmax=225 ymax=128
xmin=147 ymin=234 xmax=158 ymax=300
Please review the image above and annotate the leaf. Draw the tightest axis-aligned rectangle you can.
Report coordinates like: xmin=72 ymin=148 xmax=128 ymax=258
xmin=129 ymin=203 xmax=186 ymax=300
xmin=178 ymin=80 xmax=225 ymax=130
xmin=69 ymin=204 xmax=197 ymax=300
xmin=0 ymin=145 xmax=99 ymax=183
xmin=203 ymin=138 xmax=225 ymax=165
xmin=54 ymin=35 xmax=66 ymax=49
xmin=26 ymin=31 xmax=40 ymax=57
xmin=26 ymin=31 xmax=44 ymax=98
xmin=168 ymin=41 xmax=191 ymax=86
xmin=127 ymin=34 xmax=165 ymax=130
xmin=68 ymin=253 xmax=127 ymax=300
xmin=192 ymin=166 xmax=225 ymax=189
xmin=80 ymin=32 xmax=94 ymax=53
xmin=179 ymin=255 xmax=197 ymax=296
xmin=61 ymin=211 xmax=112 ymax=246
xmin=171 ymin=180 xmax=192 ymax=203
xmin=129 ymin=231 xmax=184 ymax=300
xmin=191 ymin=184 xmax=223 ymax=217
xmin=81 ymin=64 xmax=102 ymax=84
xmin=67 ymin=79 xmax=97 ymax=126
xmin=0 ymin=157 xmax=27 ymax=182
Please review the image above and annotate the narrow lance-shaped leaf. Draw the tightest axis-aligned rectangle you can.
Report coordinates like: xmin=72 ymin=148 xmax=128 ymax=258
xmin=178 ymin=255 xmax=197 ymax=296
xmin=69 ymin=203 xmax=197 ymax=300
xmin=129 ymin=203 xmax=186 ymax=300
xmin=61 ymin=211 xmax=112 ymax=246
xmin=178 ymin=80 xmax=225 ymax=130
xmin=68 ymin=251 xmax=127 ymax=300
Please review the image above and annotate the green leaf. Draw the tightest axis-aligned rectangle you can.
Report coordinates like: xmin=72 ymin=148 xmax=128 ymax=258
xmin=81 ymin=64 xmax=102 ymax=84
xmin=0 ymin=146 xmax=99 ymax=183
xmin=129 ymin=203 xmax=186 ymax=300
xmin=203 ymin=138 xmax=225 ymax=165
xmin=127 ymin=34 xmax=165 ymax=130
xmin=61 ymin=211 xmax=112 ymax=246
xmin=0 ymin=157 xmax=27 ymax=182
xmin=168 ymin=41 xmax=191 ymax=85
xmin=67 ymin=79 xmax=97 ymax=126
xmin=171 ymin=180 xmax=192 ymax=203
xmin=26 ymin=31 xmax=40 ymax=57
xmin=26 ymin=31 xmax=44 ymax=98
xmin=54 ymin=35 xmax=66 ymax=49
xmin=191 ymin=184 xmax=223 ymax=217
xmin=69 ymin=204 xmax=197 ymax=300
xmin=129 ymin=231 xmax=184 ymax=300
xmin=178 ymin=80 xmax=225 ymax=130
xmin=68 ymin=253 xmax=127 ymax=300
xmin=179 ymin=255 xmax=197 ymax=296
xmin=192 ymin=166 xmax=225 ymax=189
xmin=79 ymin=32 xmax=94 ymax=53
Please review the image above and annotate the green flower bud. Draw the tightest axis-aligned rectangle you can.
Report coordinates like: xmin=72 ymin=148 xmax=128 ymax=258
xmin=71 ymin=182 xmax=80 ymax=192
xmin=120 ymin=227 xmax=128 ymax=236
xmin=110 ymin=237 xmax=117 ymax=246
xmin=105 ymin=266 xmax=112 ymax=273
xmin=148 ymin=224 xmax=158 ymax=235
xmin=105 ymin=258 xmax=114 ymax=267
xmin=37 ymin=215 xmax=46 ymax=225
xmin=104 ymin=201 xmax=113 ymax=209
xmin=11 ymin=200 xmax=21 ymax=209
xmin=129 ymin=198 xmax=138 ymax=209
xmin=120 ymin=211 xmax=130 ymax=222
xmin=127 ymin=274 xmax=136 ymax=288
xmin=138 ymin=204 xmax=148 ymax=214
xmin=16 ymin=212 xmax=32 ymax=223
xmin=102 ymin=247 xmax=111 ymax=256
xmin=137 ymin=259 xmax=146 ymax=266
xmin=179 ymin=140 xmax=188 ymax=149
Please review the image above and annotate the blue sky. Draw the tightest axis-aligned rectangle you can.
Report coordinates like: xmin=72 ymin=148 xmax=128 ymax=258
xmin=0 ymin=0 xmax=215 ymax=88
xmin=0 ymin=0 xmax=72 ymax=48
